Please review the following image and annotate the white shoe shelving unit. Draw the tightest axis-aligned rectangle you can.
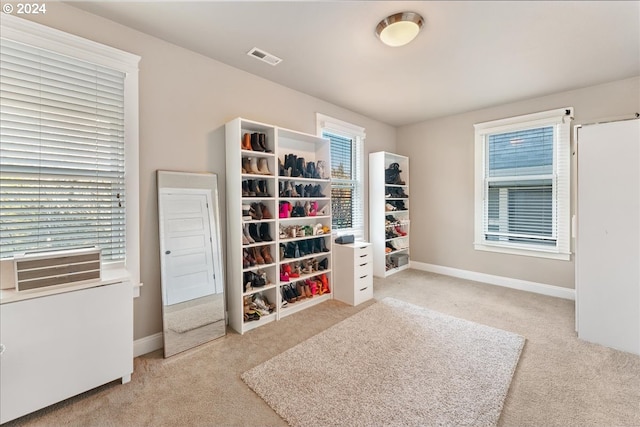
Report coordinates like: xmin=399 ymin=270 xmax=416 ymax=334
xmin=369 ymin=151 xmax=410 ymax=278
xmin=225 ymin=118 xmax=333 ymax=334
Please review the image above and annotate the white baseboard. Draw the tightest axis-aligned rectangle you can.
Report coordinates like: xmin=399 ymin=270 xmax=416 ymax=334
xmin=133 ymin=332 xmax=163 ymax=357
xmin=410 ymin=261 xmax=575 ymax=300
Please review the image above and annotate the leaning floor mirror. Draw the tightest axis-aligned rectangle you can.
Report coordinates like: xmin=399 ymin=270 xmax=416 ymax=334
xmin=157 ymin=171 xmax=226 ymax=357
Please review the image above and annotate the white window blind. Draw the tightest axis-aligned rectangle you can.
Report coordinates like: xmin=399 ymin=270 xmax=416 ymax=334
xmin=0 ymin=38 xmax=126 ymax=260
xmin=316 ymin=113 xmax=366 ymax=240
xmin=474 ymin=108 xmax=572 ymax=259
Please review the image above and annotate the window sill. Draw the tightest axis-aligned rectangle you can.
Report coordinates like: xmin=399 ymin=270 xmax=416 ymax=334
xmin=474 ymin=242 xmax=571 ymax=261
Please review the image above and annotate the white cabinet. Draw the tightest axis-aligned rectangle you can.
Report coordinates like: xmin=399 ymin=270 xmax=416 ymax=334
xmin=369 ymin=151 xmax=410 ymax=278
xmin=333 ymin=242 xmax=373 ymax=306
xmin=225 ymin=118 xmax=333 ymax=334
xmin=0 ymin=281 xmax=133 ymax=424
xmin=576 ymin=119 xmax=639 ymax=355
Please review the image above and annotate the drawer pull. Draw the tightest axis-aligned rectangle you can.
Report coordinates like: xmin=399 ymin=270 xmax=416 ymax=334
xmin=359 ymin=254 xmax=368 ymax=258
xmin=359 ymin=263 xmax=367 ymax=267
xmin=359 ymin=287 xmax=368 ymax=292
xmin=359 ymin=275 xmax=368 ymax=279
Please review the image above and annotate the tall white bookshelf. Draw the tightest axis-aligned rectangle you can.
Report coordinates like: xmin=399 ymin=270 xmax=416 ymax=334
xmin=225 ymin=118 xmax=333 ymax=334
xmin=369 ymin=151 xmax=410 ymax=278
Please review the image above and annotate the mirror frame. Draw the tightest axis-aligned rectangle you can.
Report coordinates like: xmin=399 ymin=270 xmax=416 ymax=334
xmin=157 ymin=170 xmax=226 ymax=357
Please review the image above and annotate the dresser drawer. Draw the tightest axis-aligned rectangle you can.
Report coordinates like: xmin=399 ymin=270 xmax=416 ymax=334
xmin=354 ymin=245 xmax=372 ymax=262
xmin=355 ymin=262 xmax=372 ymax=280
xmin=353 ymin=279 xmax=373 ymax=306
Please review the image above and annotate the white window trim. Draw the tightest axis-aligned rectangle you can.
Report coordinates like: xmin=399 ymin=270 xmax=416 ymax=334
xmin=316 ymin=113 xmax=366 ymax=241
xmin=473 ymin=107 xmax=572 ymax=261
xmin=1 ymin=14 xmax=141 ymax=285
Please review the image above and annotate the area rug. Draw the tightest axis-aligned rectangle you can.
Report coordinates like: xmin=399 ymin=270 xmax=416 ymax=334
xmin=241 ymin=297 xmax=525 ymax=427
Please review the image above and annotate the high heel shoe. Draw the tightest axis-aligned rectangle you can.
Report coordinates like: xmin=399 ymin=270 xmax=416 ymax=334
xmin=296 ymin=282 xmax=307 ymax=300
xmin=316 ymin=160 xmax=327 ymax=179
xmin=257 ymin=180 xmax=270 ymax=197
xmin=258 ymin=133 xmax=271 ymax=153
xmin=261 ymin=203 xmax=272 ymax=219
xmin=252 ymin=246 xmax=265 ymax=265
xmin=249 ymin=203 xmax=263 ymax=220
xmin=248 ymin=223 xmax=262 ymax=242
xmin=288 ymin=263 xmax=300 ymax=278
xmin=318 ymin=257 xmax=328 ymax=270
xmin=259 ymin=223 xmax=273 ymax=241
xmin=279 ymin=202 xmax=291 ymax=219
xmin=250 ymin=133 xmax=263 ymax=151
xmin=243 ymin=248 xmax=255 ymax=267
xmin=311 ymin=185 xmax=325 ymax=198
xmin=242 ymin=133 xmax=252 ymax=150
xmin=318 ymin=237 xmax=330 ymax=253
xmin=261 ymin=246 xmax=273 ymax=264
xmin=257 ymin=158 xmax=271 ymax=175
xmin=303 ymin=281 xmax=312 ymax=298
xmin=296 ymin=157 xmax=307 ymax=178
xmin=319 ymin=274 xmax=329 ymax=294
xmin=243 ymin=225 xmax=255 ymax=244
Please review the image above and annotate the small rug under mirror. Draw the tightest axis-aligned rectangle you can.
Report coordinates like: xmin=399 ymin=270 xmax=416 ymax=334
xmin=241 ymin=297 xmax=525 ymax=427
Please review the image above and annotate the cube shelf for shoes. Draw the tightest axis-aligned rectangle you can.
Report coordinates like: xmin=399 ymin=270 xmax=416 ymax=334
xmin=390 ymin=253 xmax=408 ymax=267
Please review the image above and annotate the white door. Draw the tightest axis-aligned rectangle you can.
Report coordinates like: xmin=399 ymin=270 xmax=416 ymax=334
xmin=159 ymin=190 xmax=217 ymax=305
xmin=576 ymin=119 xmax=640 ymax=355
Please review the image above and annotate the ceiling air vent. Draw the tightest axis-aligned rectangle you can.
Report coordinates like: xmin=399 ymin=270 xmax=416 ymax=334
xmin=247 ymin=47 xmax=282 ymax=66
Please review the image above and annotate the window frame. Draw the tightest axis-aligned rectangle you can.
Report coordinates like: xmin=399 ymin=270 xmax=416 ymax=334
xmin=473 ymin=107 xmax=572 ymax=260
xmin=0 ymin=14 xmax=141 ymax=284
xmin=316 ymin=113 xmax=366 ymax=241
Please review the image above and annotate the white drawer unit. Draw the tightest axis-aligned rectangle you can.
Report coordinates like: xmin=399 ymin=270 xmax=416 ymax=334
xmin=333 ymin=242 xmax=373 ymax=306
xmin=0 ymin=281 xmax=133 ymax=424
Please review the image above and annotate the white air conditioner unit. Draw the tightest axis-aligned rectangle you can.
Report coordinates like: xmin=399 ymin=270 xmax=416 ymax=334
xmin=13 ymin=247 xmax=102 ymax=292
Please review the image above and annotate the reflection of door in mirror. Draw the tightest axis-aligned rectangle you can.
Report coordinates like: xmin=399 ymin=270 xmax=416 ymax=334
xmin=157 ymin=171 xmax=226 ymax=358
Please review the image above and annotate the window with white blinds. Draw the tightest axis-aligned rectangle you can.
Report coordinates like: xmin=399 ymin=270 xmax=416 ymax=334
xmin=0 ymin=37 xmax=126 ymax=259
xmin=317 ymin=114 xmax=366 ymax=240
xmin=474 ymin=108 xmax=572 ymax=260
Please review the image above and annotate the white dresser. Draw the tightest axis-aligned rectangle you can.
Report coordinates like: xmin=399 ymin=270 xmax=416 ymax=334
xmin=0 ymin=279 xmax=133 ymax=424
xmin=333 ymin=242 xmax=373 ymax=306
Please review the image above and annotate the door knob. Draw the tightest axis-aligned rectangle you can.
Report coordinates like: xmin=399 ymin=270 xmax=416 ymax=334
xmin=165 ymin=250 xmax=171 ymax=255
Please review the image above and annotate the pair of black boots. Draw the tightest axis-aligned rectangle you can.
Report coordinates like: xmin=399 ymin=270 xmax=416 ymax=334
xmin=242 ymin=179 xmax=270 ymax=197
xmin=280 ymin=154 xmax=321 ymax=179
xmin=281 ymin=283 xmax=302 ymax=304
xmin=279 ymin=182 xmax=326 ymax=198
xmin=243 ymin=270 xmax=267 ymax=292
xmin=385 ymin=186 xmax=408 ymax=198
xmin=250 ymin=133 xmax=271 ymax=153
xmin=280 ymin=239 xmax=329 ymax=259
xmin=385 ymin=162 xmax=405 ymax=185
xmin=246 ymin=223 xmax=272 ymax=243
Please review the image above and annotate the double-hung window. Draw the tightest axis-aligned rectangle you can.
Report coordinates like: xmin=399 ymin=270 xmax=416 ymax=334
xmin=474 ymin=108 xmax=572 ymax=260
xmin=0 ymin=15 xmax=140 ymax=280
xmin=316 ymin=114 xmax=366 ymax=240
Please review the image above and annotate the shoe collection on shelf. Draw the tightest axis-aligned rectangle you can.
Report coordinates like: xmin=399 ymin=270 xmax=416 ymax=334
xmin=370 ymin=152 xmax=410 ymax=277
xmin=226 ymin=118 xmax=333 ymax=334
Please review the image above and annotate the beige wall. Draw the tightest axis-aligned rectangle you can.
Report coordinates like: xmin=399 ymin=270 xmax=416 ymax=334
xmin=397 ymin=76 xmax=640 ymax=289
xmin=27 ymin=3 xmax=396 ymax=340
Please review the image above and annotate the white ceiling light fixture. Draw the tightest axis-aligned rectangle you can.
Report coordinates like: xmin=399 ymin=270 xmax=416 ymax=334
xmin=376 ymin=12 xmax=424 ymax=47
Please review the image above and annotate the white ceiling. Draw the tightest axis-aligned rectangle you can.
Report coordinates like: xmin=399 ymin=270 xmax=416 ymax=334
xmin=69 ymin=1 xmax=640 ymax=127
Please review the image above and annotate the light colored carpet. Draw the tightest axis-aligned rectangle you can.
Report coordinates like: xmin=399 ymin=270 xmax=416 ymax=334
xmin=5 ymin=269 xmax=640 ymax=427
xmin=241 ymin=297 xmax=525 ymax=427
